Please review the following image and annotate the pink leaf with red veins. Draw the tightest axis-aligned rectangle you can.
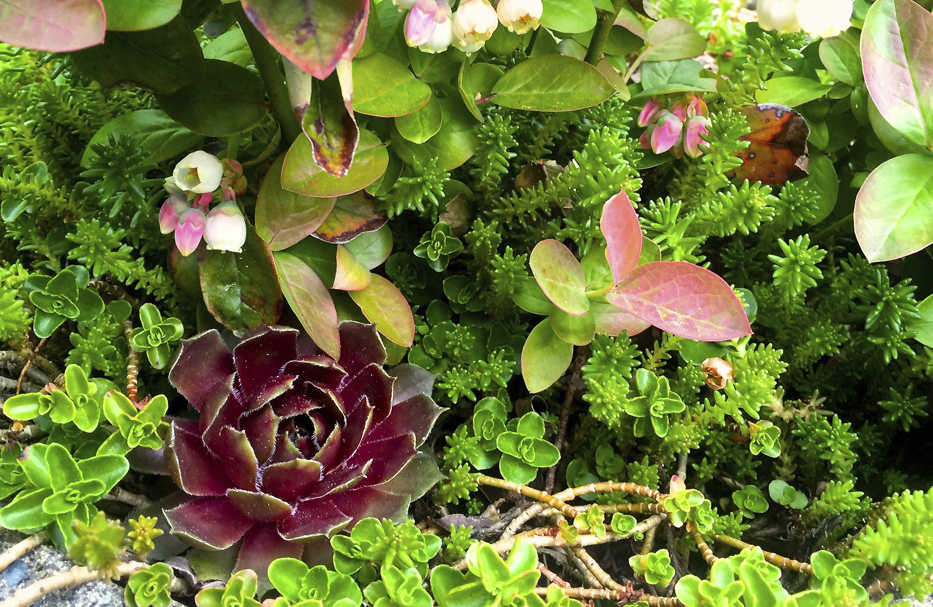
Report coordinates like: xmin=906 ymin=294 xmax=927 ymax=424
xmin=608 ymin=261 xmax=751 ymax=342
xmin=600 ymin=190 xmax=643 ymax=283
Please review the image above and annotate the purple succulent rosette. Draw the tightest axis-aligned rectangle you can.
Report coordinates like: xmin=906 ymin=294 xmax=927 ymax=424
xmin=163 ymin=321 xmax=443 ymax=575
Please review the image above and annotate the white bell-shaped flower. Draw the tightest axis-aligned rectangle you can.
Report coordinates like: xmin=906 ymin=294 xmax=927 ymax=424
xmin=172 ymin=151 xmax=224 ymax=194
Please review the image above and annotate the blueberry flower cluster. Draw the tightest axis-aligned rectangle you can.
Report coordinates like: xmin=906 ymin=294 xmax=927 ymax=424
xmin=637 ymin=94 xmax=710 ymax=158
xmin=396 ymin=0 xmax=542 ymax=54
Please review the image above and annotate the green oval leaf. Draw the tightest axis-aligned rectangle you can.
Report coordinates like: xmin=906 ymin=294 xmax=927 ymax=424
xmin=819 ymin=32 xmax=861 ymax=86
xmin=101 ymin=0 xmax=181 ymax=31
xmin=273 ymin=251 xmax=340 ymax=359
xmin=349 ymin=274 xmax=415 ymax=347
xmin=0 ymin=0 xmax=105 ymax=51
xmin=353 ymin=52 xmax=432 ymax=117
xmin=861 ymin=0 xmax=933 ymax=148
xmin=81 ymin=109 xmax=204 ymax=167
xmin=282 ymin=129 xmax=389 ymax=198
xmin=521 ymin=319 xmax=574 ymax=393
xmin=550 ymin=308 xmax=596 ymax=346
xmin=256 ymin=155 xmax=337 ymax=251
xmin=395 ymin=97 xmax=444 ymax=143
xmin=529 ymin=239 xmax=589 ymax=316
xmin=156 ymin=59 xmax=267 ymax=136
xmin=492 ymin=54 xmax=614 ymax=112
xmin=540 ymin=0 xmax=597 ymax=33
xmin=755 ymin=77 xmax=833 ymax=107
xmin=854 ymin=154 xmax=933 ymax=262
xmin=644 ymin=18 xmax=706 ymax=61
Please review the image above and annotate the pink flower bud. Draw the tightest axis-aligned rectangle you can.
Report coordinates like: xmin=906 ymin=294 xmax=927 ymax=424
xmin=650 ymin=111 xmax=683 ymax=154
xmin=686 ymin=94 xmax=708 ymax=118
xmin=174 ymin=208 xmax=206 ymax=257
xmin=452 ymin=0 xmax=498 ymax=53
xmin=496 ymin=0 xmax=543 ymax=34
xmin=405 ymin=0 xmax=438 ymax=47
xmin=637 ymin=99 xmax=661 ymax=127
xmin=204 ymin=202 xmax=247 ymax=254
xmin=671 ymin=103 xmax=687 ymax=122
xmin=172 ymin=151 xmax=224 ymax=194
xmin=421 ymin=1 xmax=453 ymax=53
xmin=684 ymin=115 xmax=710 ymax=158
xmin=193 ymin=192 xmax=212 ymax=212
xmin=669 ymin=474 xmax=686 ymax=494
xmin=159 ymin=196 xmax=188 ymax=234
xmin=639 ymin=126 xmax=654 ymax=149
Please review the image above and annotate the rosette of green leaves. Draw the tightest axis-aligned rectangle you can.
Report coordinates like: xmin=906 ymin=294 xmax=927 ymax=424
xmin=129 ymin=303 xmax=183 ymax=370
xmin=807 ymin=551 xmax=868 ymax=605
xmin=629 ymin=549 xmax=675 ymax=587
xmin=413 ymin=222 xmax=463 ymax=272
xmin=364 ymin=566 xmax=432 ymax=607
xmin=0 ymin=443 xmax=128 ymax=546
xmin=663 ymin=489 xmax=714 ymax=532
xmin=267 ymin=558 xmax=362 ymax=607
xmin=23 ymin=266 xmax=103 ymax=338
xmin=748 ymin=422 xmax=781 ymax=457
xmin=574 ymin=505 xmax=606 ymax=537
xmin=495 ymin=412 xmax=560 ymax=484
xmin=3 ymin=364 xmax=110 ymax=432
xmin=196 ymin=569 xmax=261 ymax=607
xmin=676 ymin=548 xmax=788 ymax=607
xmin=97 ymin=391 xmax=168 ymax=456
xmin=624 ymin=369 xmax=685 ymax=438
xmin=69 ymin=511 xmax=124 ymax=577
xmin=469 ymin=397 xmax=508 ymax=469
xmin=331 ymin=518 xmax=441 ymax=581
xmin=431 ymin=537 xmax=545 ymax=607
xmin=126 ymin=563 xmax=174 ymax=607
xmin=0 ymin=445 xmax=27 ymax=500
xmin=610 ymin=513 xmax=637 ymax=535
xmin=768 ymin=480 xmax=808 ymax=509
xmin=732 ymin=486 xmax=769 ymax=519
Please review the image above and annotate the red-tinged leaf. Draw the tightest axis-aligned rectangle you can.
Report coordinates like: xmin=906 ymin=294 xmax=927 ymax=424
xmin=854 ymin=154 xmax=933 ymax=262
xmin=521 ymin=318 xmax=574 ymax=394
xmin=241 ymin=0 xmax=368 ymax=81
xmin=255 ymin=155 xmax=336 ymax=251
xmin=529 ymin=239 xmax=589 ymax=317
xmin=600 ymin=190 xmax=643 ymax=283
xmin=273 ymin=251 xmax=340 ymax=360
xmin=302 ymin=70 xmax=359 ymax=178
xmin=333 ymin=245 xmax=371 ymax=291
xmin=165 ymin=497 xmax=254 ymax=550
xmin=733 ymin=104 xmax=810 ymax=185
xmin=282 ymin=129 xmax=389 ymax=198
xmin=861 ymin=0 xmax=933 ymax=149
xmin=0 ymin=0 xmax=105 ymax=52
xmin=590 ymin=301 xmax=650 ymax=337
xmin=349 ymin=275 xmax=414 ymax=347
xmin=314 ymin=193 xmax=387 ymax=244
xmin=608 ymin=261 xmax=751 ymax=342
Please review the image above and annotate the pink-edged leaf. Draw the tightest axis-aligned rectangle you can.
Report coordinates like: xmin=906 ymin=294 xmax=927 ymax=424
xmin=333 ymin=245 xmax=371 ymax=291
xmin=241 ymin=0 xmax=368 ymax=81
xmin=273 ymin=251 xmax=341 ymax=359
xmin=521 ymin=318 xmax=574 ymax=394
xmin=164 ymin=496 xmax=254 ymax=550
xmin=854 ymin=154 xmax=933 ymax=262
xmin=600 ymin=190 xmax=643 ymax=283
xmin=256 ymin=155 xmax=336 ymax=251
xmin=0 ymin=0 xmax=105 ymax=52
xmin=608 ymin=261 xmax=751 ymax=341
xmin=302 ymin=70 xmax=359 ymax=178
xmin=861 ymin=0 xmax=933 ymax=149
xmin=590 ymin=301 xmax=650 ymax=337
xmin=314 ymin=193 xmax=387 ymax=243
xmin=349 ymin=275 xmax=415 ymax=347
xmin=529 ymin=239 xmax=589 ymax=316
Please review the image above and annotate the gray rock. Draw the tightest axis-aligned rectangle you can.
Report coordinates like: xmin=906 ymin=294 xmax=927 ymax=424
xmin=0 ymin=529 xmax=125 ymax=606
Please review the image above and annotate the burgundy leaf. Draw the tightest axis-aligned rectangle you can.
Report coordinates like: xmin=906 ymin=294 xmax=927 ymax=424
xmin=262 ymin=459 xmax=323 ymax=503
xmin=607 ymin=261 xmax=752 ymax=341
xmin=166 ymin=424 xmax=231 ymax=497
xmin=165 ymin=497 xmax=254 ymax=550
xmin=227 ymin=489 xmax=292 ymax=523
xmin=168 ymin=330 xmax=233 ymax=412
xmin=345 ymin=433 xmax=416 ymax=485
xmin=277 ymin=499 xmax=353 ymax=540
xmin=234 ymin=524 xmax=304 ymax=588
xmin=337 ymin=322 xmax=386 ymax=375
xmin=339 ymin=363 xmax=394 ymax=422
xmin=312 ymin=426 xmax=342 ymax=470
xmin=330 ymin=487 xmax=410 ymax=523
xmin=242 ymin=406 xmax=280 ymax=465
xmin=372 ymin=452 xmax=443 ymax=503
xmin=388 ymin=364 xmax=435 ymax=405
xmin=303 ymin=460 xmax=370 ymax=500
xmin=208 ymin=427 xmax=258 ymax=490
xmin=600 ymin=190 xmax=643 ymax=283
xmin=369 ymin=394 xmax=444 ymax=445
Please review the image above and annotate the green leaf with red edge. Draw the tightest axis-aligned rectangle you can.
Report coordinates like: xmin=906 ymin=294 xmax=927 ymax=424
xmin=600 ymin=190 xmax=643 ymax=283
xmin=0 ymin=0 xmax=105 ymax=51
xmin=521 ymin=318 xmax=574 ymax=394
xmin=607 ymin=261 xmax=751 ymax=342
xmin=349 ymin=274 xmax=414 ymax=347
xmin=854 ymin=154 xmax=933 ymax=262
xmin=314 ymin=193 xmax=387 ymax=244
xmin=199 ymin=226 xmax=282 ymax=332
xmin=273 ymin=251 xmax=341 ymax=359
xmin=529 ymin=239 xmax=589 ymax=316
xmin=333 ymin=245 xmax=371 ymax=291
xmin=255 ymin=155 xmax=336 ymax=251
xmin=302 ymin=70 xmax=359 ymax=178
xmin=861 ymin=0 xmax=933 ymax=149
xmin=733 ymin=104 xmax=810 ymax=185
xmin=241 ymin=0 xmax=369 ymax=81
xmin=282 ymin=129 xmax=389 ymax=198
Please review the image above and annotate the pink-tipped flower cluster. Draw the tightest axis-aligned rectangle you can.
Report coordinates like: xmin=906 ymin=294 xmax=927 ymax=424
xmin=396 ymin=0 xmax=542 ymax=54
xmin=637 ymin=95 xmax=710 ymax=159
xmin=159 ymin=152 xmax=248 ymax=256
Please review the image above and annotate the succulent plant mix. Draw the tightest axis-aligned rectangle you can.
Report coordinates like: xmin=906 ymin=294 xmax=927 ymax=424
xmin=0 ymin=0 xmax=931 ymax=606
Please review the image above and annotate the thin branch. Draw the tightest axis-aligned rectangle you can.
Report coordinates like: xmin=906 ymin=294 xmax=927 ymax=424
xmin=537 ymin=563 xmax=571 ymax=588
xmin=122 ymin=322 xmax=139 ymax=404
xmin=477 ymin=475 xmax=579 ymax=519
xmin=572 ymin=544 xmax=623 ymax=590
xmin=711 ymin=534 xmax=812 ymax=575
xmin=104 ymin=487 xmax=152 ymax=509
xmin=534 ymin=584 xmax=683 ymax=606
xmin=687 ymin=522 xmax=717 ymax=565
xmin=0 ymin=533 xmax=45 ymax=573
xmin=15 ymin=339 xmax=45 ymax=395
